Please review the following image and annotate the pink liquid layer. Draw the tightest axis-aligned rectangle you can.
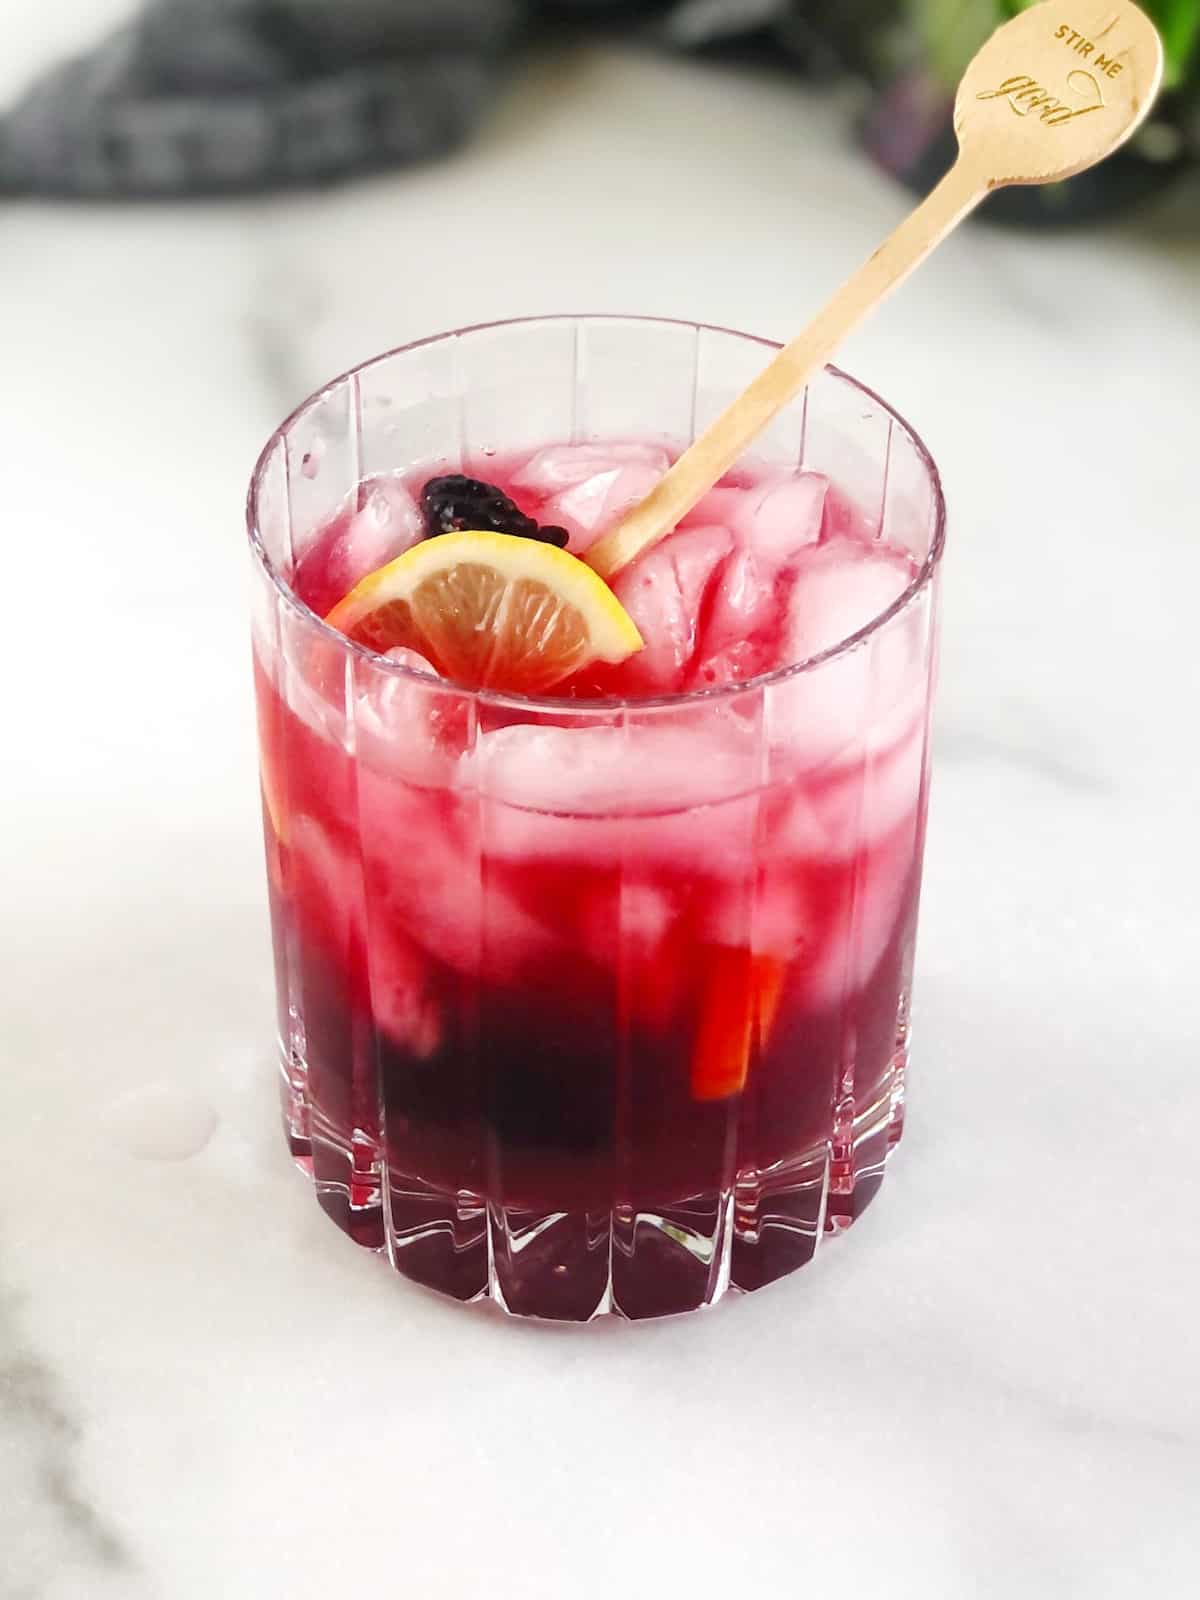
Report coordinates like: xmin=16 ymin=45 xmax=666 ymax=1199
xmin=258 ymin=443 xmax=934 ymax=1318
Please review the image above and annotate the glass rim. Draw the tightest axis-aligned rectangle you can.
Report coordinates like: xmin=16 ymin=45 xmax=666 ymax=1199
xmin=246 ymin=313 xmax=946 ymax=714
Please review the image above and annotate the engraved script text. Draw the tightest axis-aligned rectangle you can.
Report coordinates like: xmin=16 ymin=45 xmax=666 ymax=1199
xmin=976 ymin=70 xmax=1105 ymax=126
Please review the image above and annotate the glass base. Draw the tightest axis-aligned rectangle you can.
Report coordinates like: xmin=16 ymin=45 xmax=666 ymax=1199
xmin=279 ymin=1048 xmax=906 ymax=1322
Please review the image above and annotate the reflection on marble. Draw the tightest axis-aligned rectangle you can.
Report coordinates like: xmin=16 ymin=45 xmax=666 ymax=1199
xmin=2 ymin=10 xmax=1199 ymax=1597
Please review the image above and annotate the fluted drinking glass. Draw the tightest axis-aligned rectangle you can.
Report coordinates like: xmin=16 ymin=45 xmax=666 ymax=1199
xmin=247 ymin=316 xmax=945 ymax=1321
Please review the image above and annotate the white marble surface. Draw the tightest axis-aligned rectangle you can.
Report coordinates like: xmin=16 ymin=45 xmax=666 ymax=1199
xmin=3 ymin=6 xmax=1199 ymax=1596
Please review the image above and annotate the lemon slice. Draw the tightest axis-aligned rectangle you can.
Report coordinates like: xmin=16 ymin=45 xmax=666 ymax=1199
xmin=260 ymin=756 xmax=285 ymax=843
xmin=325 ymin=530 xmax=644 ymax=693
xmin=691 ymin=948 xmax=786 ymax=1102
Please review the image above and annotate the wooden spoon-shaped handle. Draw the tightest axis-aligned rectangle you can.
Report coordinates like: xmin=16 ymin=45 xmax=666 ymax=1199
xmin=954 ymin=0 xmax=1165 ymax=187
xmin=586 ymin=0 xmax=1163 ymax=583
xmin=584 ymin=160 xmax=985 ymax=582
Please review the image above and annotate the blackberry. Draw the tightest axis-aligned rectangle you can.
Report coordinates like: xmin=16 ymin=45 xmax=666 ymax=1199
xmin=536 ymin=524 xmax=571 ymax=549
xmin=421 ymin=475 xmax=569 ymax=548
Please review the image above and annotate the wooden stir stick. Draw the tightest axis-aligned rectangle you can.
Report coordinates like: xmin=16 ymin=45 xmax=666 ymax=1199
xmin=585 ymin=0 xmax=1163 ymax=582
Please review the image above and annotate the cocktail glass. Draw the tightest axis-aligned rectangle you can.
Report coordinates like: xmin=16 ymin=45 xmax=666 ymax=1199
xmin=246 ymin=315 xmax=945 ymax=1321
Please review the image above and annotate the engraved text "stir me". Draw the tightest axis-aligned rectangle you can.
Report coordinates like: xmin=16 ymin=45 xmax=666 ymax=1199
xmin=1054 ymin=22 xmax=1126 ymax=77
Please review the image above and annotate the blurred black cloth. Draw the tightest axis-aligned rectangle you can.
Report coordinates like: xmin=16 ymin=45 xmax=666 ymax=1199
xmin=0 ymin=0 xmax=863 ymax=196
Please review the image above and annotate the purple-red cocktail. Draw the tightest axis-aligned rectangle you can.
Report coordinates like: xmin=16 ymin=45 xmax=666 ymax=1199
xmin=248 ymin=317 xmax=944 ymax=1320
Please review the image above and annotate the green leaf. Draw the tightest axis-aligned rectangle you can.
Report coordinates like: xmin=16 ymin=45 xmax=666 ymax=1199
xmin=912 ymin=0 xmax=1007 ymax=86
xmin=1155 ymin=0 xmax=1200 ymax=87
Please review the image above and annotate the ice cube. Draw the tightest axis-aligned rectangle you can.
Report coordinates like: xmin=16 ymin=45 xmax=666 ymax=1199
xmin=579 ymin=879 xmax=675 ymax=967
xmin=691 ymin=638 xmax=776 ymax=689
xmin=859 ymin=718 xmax=927 ymax=845
xmin=288 ymin=815 xmax=365 ymax=950
xmin=334 ymin=480 xmax=428 ymax=601
xmin=680 ymin=474 xmax=825 ymax=562
xmin=801 ymin=831 xmax=915 ymax=1007
xmin=701 ymin=548 xmax=776 ymax=659
xmin=612 ymin=524 xmax=733 ymax=692
xmin=479 ymin=888 xmax=564 ymax=981
xmin=692 ymin=531 xmax=807 ymax=689
xmin=544 ymin=461 xmax=668 ymax=554
xmin=751 ymin=540 xmax=917 ymax=769
xmin=467 ymin=715 xmax=761 ymax=873
xmin=766 ymin=614 xmax=931 ymax=801
xmin=698 ymin=874 xmax=810 ymax=959
xmin=739 ymin=472 xmax=826 ymax=566
xmin=617 ymin=880 xmax=678 ymax=949
xmin=579 ymin=878 xmax=687 ymax=1026
xmin=544 ymin=469 xmax=621 ymax=545
xmin=686 ymin=474 xmax=829 ymax=687
xmin=765 ymin=646 xmax=874 ymax=777
xmin=679 ymin=486 xmax=746 ymax=529
xmin=354 ymin=648 xmax=466 ymax=787
xmin=345 ymin=478 xmax=424 ymax=572
xmin=298 ymin=478 xmax=424 ymax=619
xmin=354 ymin=778 xmax=558 ymax=980
xmin=473 ymin=722 xmax=755 ymax=816
xmin=763 ymin=785 xmax=830 ymax=860
xmin=785 ymin=537 xmax=912 ymax=663
xmin=282 ymin=629 xmax=353 ymax=750
xmin=513 ymin=441 xmax=670 ymax=495
xmin=370 ymin=925 xmax=441 ymax=1059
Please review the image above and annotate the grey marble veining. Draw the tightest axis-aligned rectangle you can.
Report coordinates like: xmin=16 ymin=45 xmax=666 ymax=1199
xmin=934 ymin=724 xmax=1111 ymax=794
xmin=1 ymin=1280 xmax=132 ymax=1597
xmin=2 ymin=11 xmax=1198 ymax=1598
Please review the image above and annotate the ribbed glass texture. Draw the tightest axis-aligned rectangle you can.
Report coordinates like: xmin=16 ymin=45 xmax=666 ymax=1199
xmin=247 ymin=317 xmax=945 ymax=1320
